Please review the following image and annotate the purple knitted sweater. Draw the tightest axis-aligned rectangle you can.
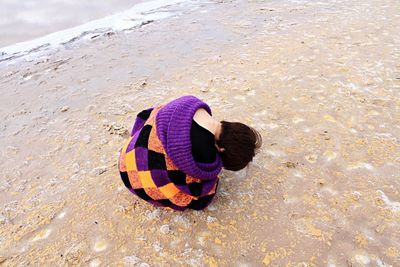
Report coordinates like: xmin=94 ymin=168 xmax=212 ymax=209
xmin=155 ymin=95 xmax=223 ymax=180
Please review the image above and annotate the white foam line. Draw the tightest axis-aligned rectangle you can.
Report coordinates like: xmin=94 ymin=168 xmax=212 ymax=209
xmin=0 ymin=0 xmax=188 ymax=58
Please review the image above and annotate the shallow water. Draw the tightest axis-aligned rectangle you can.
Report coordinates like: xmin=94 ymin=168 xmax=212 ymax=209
xmin=0 ymin=0 xmax=399 ymax=266
xmin=0 ymin=0 xmax=146 ymax=47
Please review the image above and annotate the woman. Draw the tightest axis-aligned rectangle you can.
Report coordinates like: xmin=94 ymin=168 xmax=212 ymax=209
xmin=118 ymin=95 xmax=262 ymax=211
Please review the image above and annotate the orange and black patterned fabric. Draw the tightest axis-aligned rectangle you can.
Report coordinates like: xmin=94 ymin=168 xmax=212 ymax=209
xmin=118 ymin=106 xmax=219 ymax=211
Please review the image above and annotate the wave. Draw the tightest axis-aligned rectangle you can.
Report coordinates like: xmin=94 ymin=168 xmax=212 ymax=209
xmin=0 ymin=0 xmax=190 ymax=63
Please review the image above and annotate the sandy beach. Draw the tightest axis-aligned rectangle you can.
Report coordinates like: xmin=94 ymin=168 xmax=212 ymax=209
xmin=1 ymin=0 xmax=399 ymax=266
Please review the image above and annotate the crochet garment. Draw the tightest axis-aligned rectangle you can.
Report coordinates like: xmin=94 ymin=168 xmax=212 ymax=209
xmin=118 ymin=96 xmax=222 ymax=210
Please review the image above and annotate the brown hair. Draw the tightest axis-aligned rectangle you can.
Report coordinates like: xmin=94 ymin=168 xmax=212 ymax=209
xmin=216 ymin=121 xmax=262 ymax=171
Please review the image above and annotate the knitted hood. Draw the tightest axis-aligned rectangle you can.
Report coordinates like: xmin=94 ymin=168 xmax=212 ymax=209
xmin=156 ymin=95 xmax=222 ymax=180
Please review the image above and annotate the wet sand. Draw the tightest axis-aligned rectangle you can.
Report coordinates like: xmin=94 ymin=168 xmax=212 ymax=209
xmin=0 ymin=0 xmax=399 ymax=266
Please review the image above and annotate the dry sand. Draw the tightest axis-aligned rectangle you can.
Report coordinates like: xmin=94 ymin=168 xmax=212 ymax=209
xmin=1 ymin=0 xmax=399 ymax=266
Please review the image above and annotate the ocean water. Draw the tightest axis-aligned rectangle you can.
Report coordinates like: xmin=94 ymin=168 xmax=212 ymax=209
xmin=0 ymin=0 xmax=146 ymax=47
xmin=0 ymin=0 xmax=191 ymax=61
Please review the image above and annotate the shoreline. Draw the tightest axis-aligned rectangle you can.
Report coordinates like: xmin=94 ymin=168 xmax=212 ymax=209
xmin=1 ymin=0 xmax=399 ymax=266
xmin=0 ymin=0 xmax=192 ymax=63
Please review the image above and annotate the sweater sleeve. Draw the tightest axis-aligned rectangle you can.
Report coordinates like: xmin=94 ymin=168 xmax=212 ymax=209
xmin=131 ymin=107 xmax=154 ymax=136
xmin=156 ymin=95 xmax=222 ymax=180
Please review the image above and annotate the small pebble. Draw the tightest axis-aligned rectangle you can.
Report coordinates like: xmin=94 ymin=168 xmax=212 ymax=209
xmin=72 ymin=163 xmax=80 ymax=174
xmin=100 ymin=139 xmax=108 ymax=145
xmin=207 ymin=216 xmax=217 ymax=223
xmin=160 ymin=224 xmax=170 ymax=234
xmin=284 ymin=162 xmax=296 ymax=168
xmin=94 ymin=240 xmax=107 ymax=252
xmin=145 ymin=209 xmax=160 ymax=220
xmin=323 ymin=151 xmax=337 ymax=161
xmin=57 ymin=211 xmax=66 ymax=219
xmin=207 ymin=204 xmax=217 ymax=211
xmin=91 ymin=166 xmax=108 ymax=176
xmin=82 ymin=135 xmax=91 ymax=144
xmin=0 ymin=214 xmax=9 ymax=225
xmin=89 ymin=259 xmax=101 ymax=267
xmin=292 ymin=117 xmax=304 ymax=124
xmin=85 ymin=105 xmax=96 ymax=112
xmin=305 ymin=154 xmax=318 ymax=163
xmin=6 ymin=146 xmax=18 ymax=154
xmin=60 ymin=106 xmax=70 ymax=112
xmin=123 ymin=255 xmax=141 ymax=266
xmin=153 ymin=241 xmax=162 ymax=252
xmin=353 ymin=254 xmax=370 ymax=265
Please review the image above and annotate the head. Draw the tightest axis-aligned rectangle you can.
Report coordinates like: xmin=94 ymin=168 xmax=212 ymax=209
xmin=216 ymin=121 xmax=262 ymax=171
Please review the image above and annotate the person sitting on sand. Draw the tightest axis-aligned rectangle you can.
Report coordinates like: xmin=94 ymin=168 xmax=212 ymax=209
xmin=118 ymin=95 xmax=262 ymax=211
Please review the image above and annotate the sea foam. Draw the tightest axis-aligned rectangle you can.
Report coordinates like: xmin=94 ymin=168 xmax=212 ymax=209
xmin=0 ymin=0 xmax=189 ymax=62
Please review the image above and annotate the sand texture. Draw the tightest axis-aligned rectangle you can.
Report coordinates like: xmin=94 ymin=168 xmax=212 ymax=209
xmin=0 ymin=0 xmax=399 ymax=266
